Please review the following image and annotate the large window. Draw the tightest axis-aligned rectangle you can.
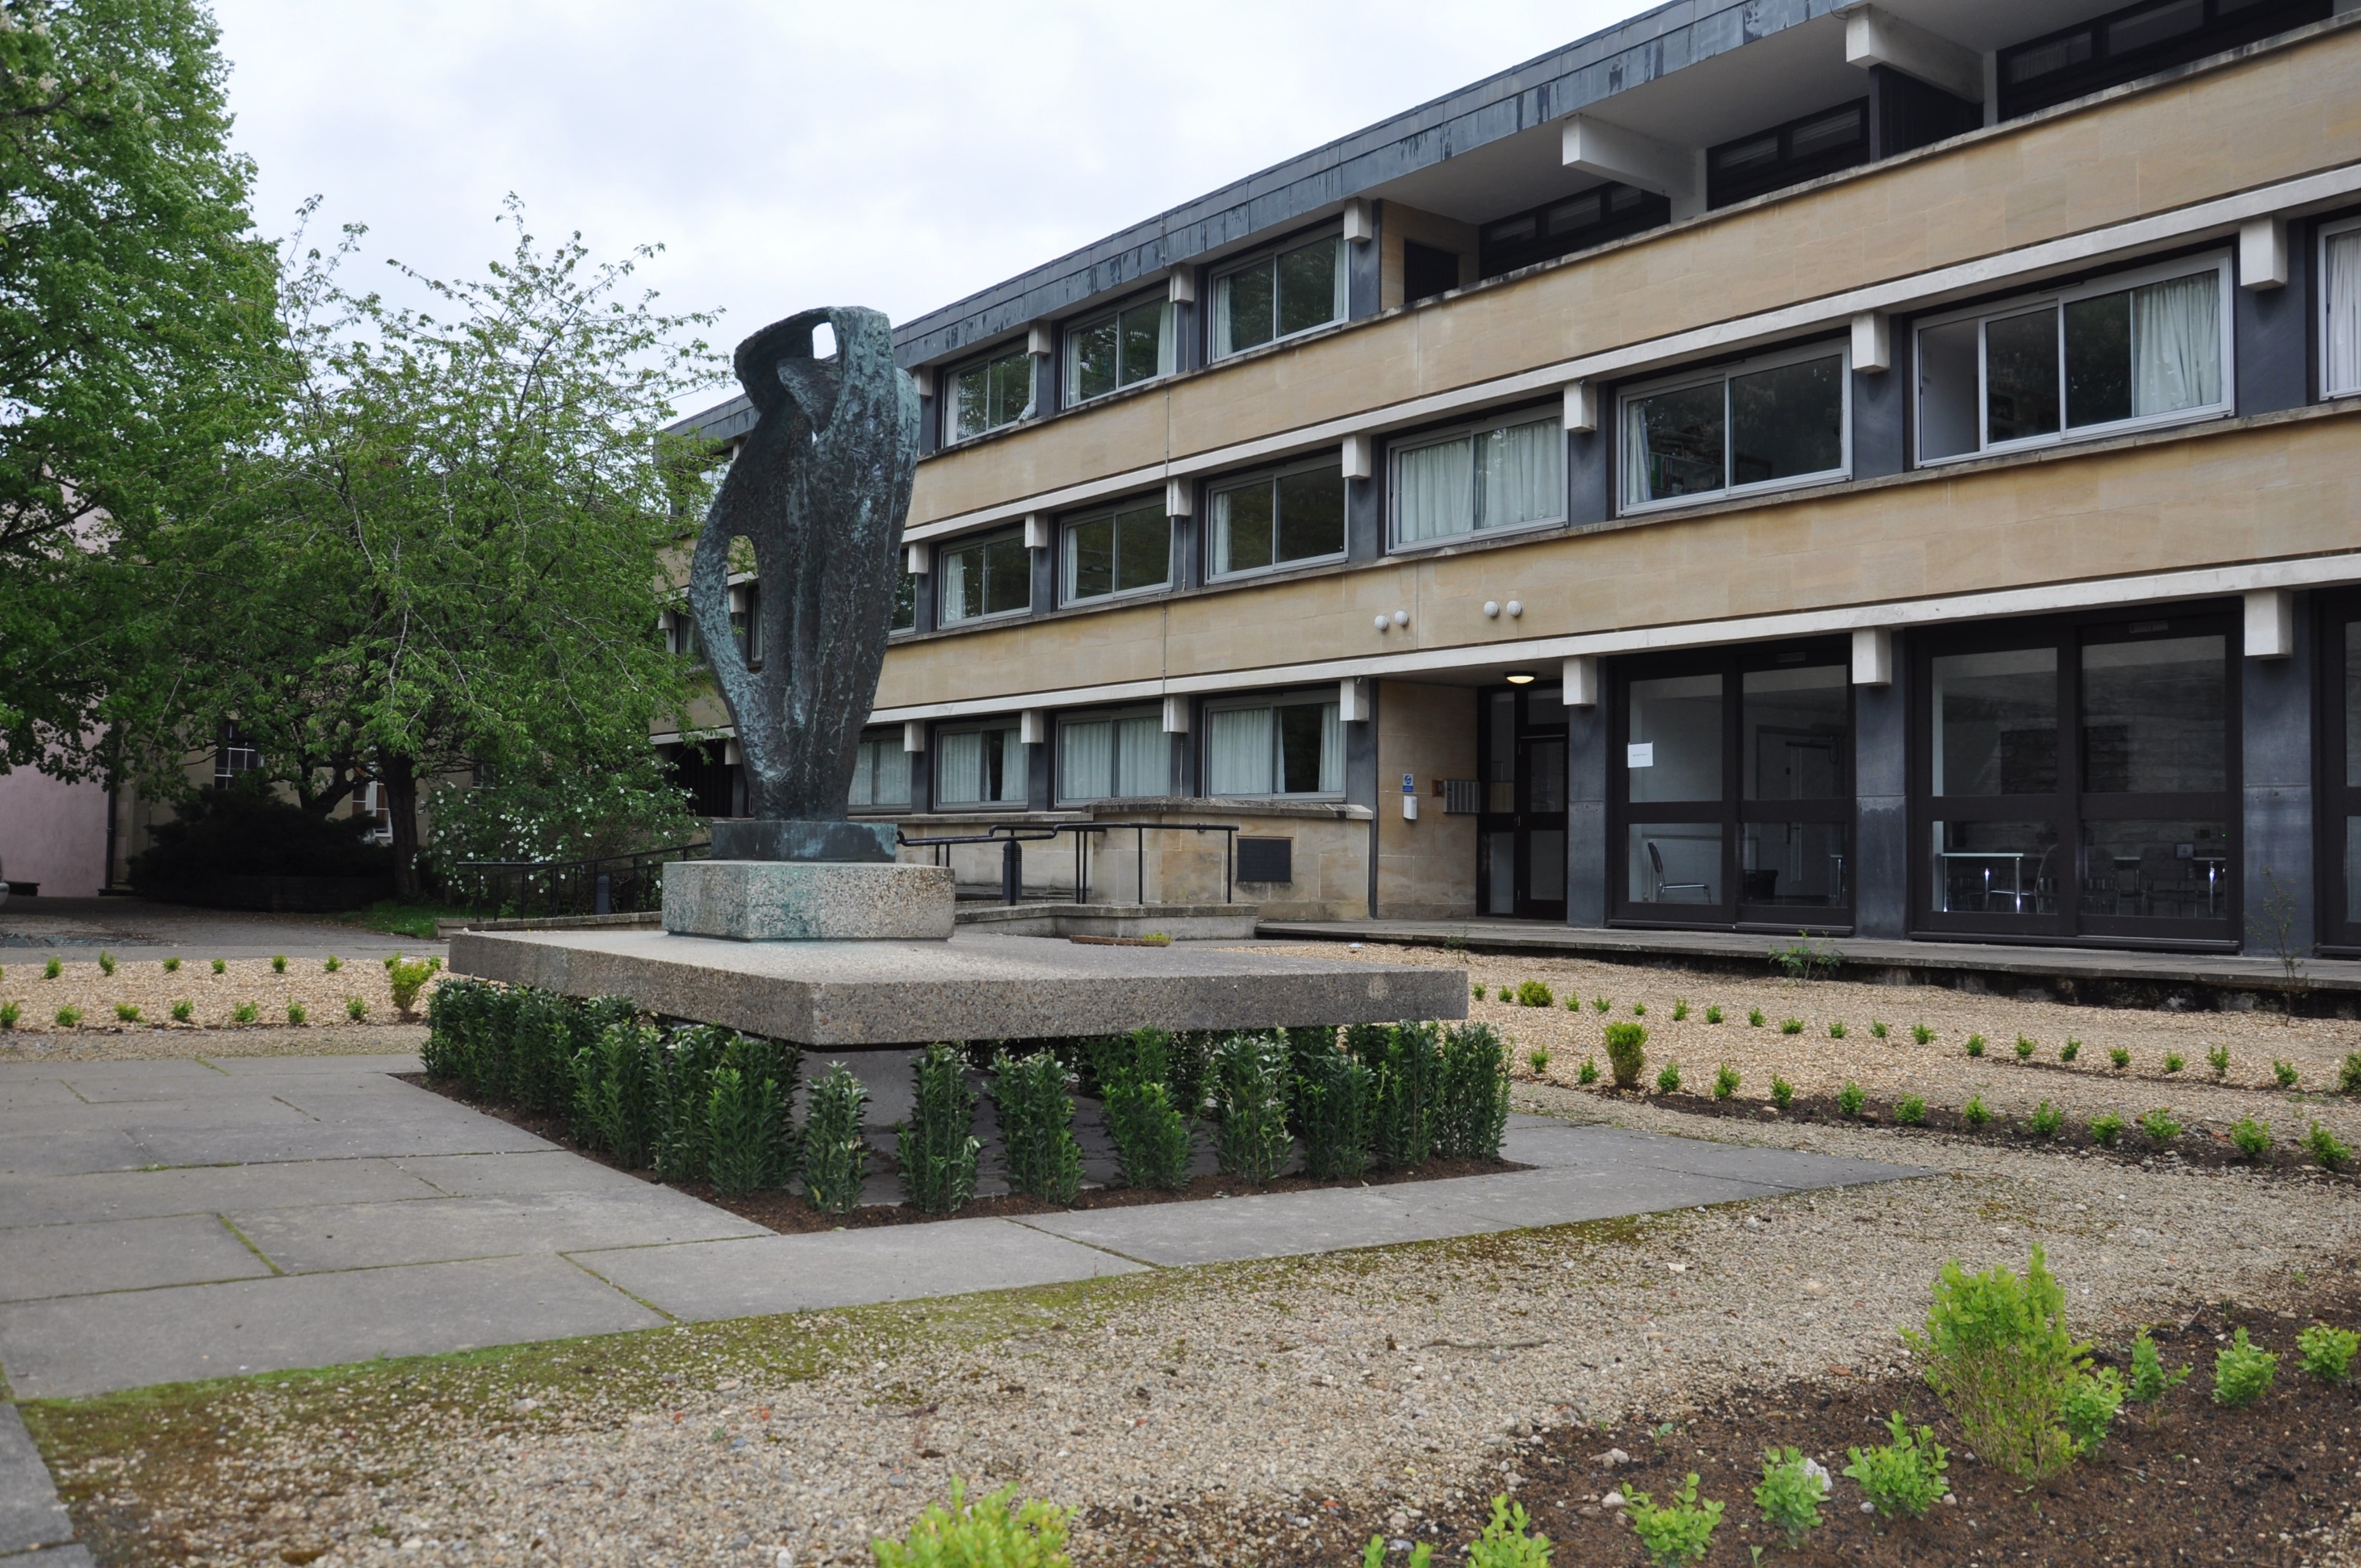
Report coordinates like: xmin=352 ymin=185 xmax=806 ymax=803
xmin=1916 ymin=256 xmax=2231 ymax=464
xmin=1613 ymin=647 xmax=1853 ymax=929
xmin=1206 ymin=693 xmax=1341 ymax=798
xmin=890 ymin=569 xmax=917 ymax=632
xmin=1209 ymin=460 xmax=1345 ymax=579
xmin=848 ymin=734 xmax=911 ymax=810
xmin=1622 ymin=343 xmax=1848 ymax=512
xmin=1063 ymin=500 xmax=1171 ymax=605
xmin=1997 ymin=0 xmax=2327 ymax=120
xmin=1213 ymin=234 xmax=1344 ymax=359
xmin=940 ymin=526 xmax=1030 ymax=625
xmin=2324 ymin=217 xmax=2361 ymax=399
xmin=936 ymin=722 xmax=1026 ymax=807
xmin=1478 ymin=182 xmax=1668 ymax=280
xmin=1393 ymin=411 xmax=1564 ymax=546
xmin=1706 ymin=99 xmax=1869 ymax=210
xmin=1059 ymin=708 xmax=1167 ymax=803
xmin=1065 ymin=295 xmax=1173 ymax=404
xmin=947 ymin=347 xmax=1033 ymax=442
xmin=1915 ymin=611 xmax=2237 ymax=943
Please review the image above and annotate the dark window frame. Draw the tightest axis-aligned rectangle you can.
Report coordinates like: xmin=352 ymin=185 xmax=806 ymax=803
xmin=944 ymin=343 xmax=1035 ymax=444
xmin=2317 ymin=589 xmax=2361 ymax=955
xmin=1706 ymin=98 xmax=1871 ymax=210
xmin=1997 ymin=0 xmax=2330 ymax=120
xmin=936 ymin=525 xmax=1033 ymax=627
xmin=1476 ymin=181 xmax=1670 ymax=280
xmin=1205 ymin=455 xmax=1348 ymax=582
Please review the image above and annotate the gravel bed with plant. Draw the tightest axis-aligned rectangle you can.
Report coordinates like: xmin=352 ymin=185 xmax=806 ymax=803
xmin=0 ymin=951 xmax=446 ymax=1041
xmin=25 ymin=1071 xmax=2361 ymax=1567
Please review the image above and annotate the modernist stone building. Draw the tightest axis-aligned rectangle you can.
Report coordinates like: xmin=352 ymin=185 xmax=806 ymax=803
xmin=667 ymin=0 xmax=2361 ymax=956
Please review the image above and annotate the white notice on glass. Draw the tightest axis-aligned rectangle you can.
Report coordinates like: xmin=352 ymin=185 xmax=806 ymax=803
xmin=1627 ymin=743 xmax=1654 ymax=768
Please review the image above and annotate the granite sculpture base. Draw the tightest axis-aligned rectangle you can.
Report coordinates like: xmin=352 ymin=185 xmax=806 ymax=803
xmin=447 ymin=927 xmax=1469 ymax=1047
xmin=662 ymin=858 xmax=955 ymax=942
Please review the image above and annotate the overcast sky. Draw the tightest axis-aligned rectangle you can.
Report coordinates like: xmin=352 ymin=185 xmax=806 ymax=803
xmin=210 ymin=0 xmax=1639 ymax=402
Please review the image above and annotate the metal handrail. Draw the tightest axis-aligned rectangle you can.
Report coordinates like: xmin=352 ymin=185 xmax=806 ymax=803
xmin=893 ymin=821 xmax=1238 ymax=906
xmin=452 ymin=839 xmax=711 ymax=918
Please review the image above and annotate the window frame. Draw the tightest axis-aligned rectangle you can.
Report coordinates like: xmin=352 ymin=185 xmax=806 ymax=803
xmin=1053 ymin=704 xmax=1169 ymax=806
xmin=944 ymin=344 xmax=1035 ymax=444
xmin=847 ymin=730 xmax=912 ymax=813
xmin=931 ymin=718 xmax=1028 ymax=811
xmin=1210 ymin=228 xmax=1347 ymax=362
xmin=1059 ymin=497 xmax=1174 ymax=608
xmin=1617 ymin=338 xmax=1854 ymax=516
xmin=1911 ymin=251 xmax=2236 ymax=468
xmin=936 ymin=525 xmax=1033 ymax=627
xmin=1061 ymin=290 xmax=1175 ymax=408
xmin=2319 ymin=214 xmax=2361 ymax=400
xmin=1201 ymin=689 xmax=1346 ymax=801
xmin=1387 ymin=405 xmax=1567 ymax=552
xmin=1205 ymin=456 xmax=1349 ymax=583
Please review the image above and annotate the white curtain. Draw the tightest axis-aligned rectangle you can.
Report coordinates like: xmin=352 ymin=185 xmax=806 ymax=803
xmin=847 ymin=744 xmax=873 ymax=808
xmin=1480 ymin=418 xmax=1563 ymax=530
xmin=1207 ymin=707 xmax=1273 ymax=795
xmin=2328 ymin=230 xmax=2361 ymax=397
xmin=1622 ymin=394 xmax=1658 ymax=508
xmin=941 ymin=548 xmax=973 ymax=623
xmin=937 ymin=730 xmax=982 ymax=803
xmin=1396 ymin=437 xmax=1473 ymax=542
xmin=1318 ymin=702 xmax=1343 ymax=794
xmin=1061 ymin=720 xmax=1113 ymax=801
xmin=1154 ymin=303 xmax=1178 ymax=378
xmin=1115 ymin=717 xmax=1163 ymax=796
xmin=2130 ymin=270 xmax=2222 ymax=416
xmin=993 ymin=729 xmax=1025 ymax=802
xmin=870 ymin=741 xmax=911 ymax=807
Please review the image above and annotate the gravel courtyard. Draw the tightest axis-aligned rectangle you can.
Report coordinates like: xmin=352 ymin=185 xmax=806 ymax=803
xmin=21 ymin=944 xmax=2361 ymax=1567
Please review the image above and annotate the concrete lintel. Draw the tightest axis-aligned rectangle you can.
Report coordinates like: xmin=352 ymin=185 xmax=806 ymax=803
xmin=1852 ymin=627 xmax=1895 ymax=685
xmin=2245 ymin=588 xmax=2294 ymax=658
xmin=1561 ymin=115 xmax=1693 ymax=203
xmin=1843 ymin=4 xmax=1983 ymax=103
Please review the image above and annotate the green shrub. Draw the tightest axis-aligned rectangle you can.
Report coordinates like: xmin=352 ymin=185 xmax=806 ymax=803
xmin=1362 ymin=1541 xmax=1434 ymax=1568
xmin=2298 ymin=1323 xmax=2357 ymax=1384
xmin=0 ymin=1001 xmax=16 ymax=1029
xmin=285 ymin=1002 xmax=305 ymax=1025
xmin=43 ymin=956 xmax=59 ymax=979
xmin=1962 ymin=1094 xmax=1992 ymax=1129
xmin=802 ymin=1062 xmax=871 ymax=1213
xmin=2139 ymin=1109 xmax=2181 ymax=1145
xmin=1827 ymin=1019 xmax=1846 ymax=1039
xmin=571 ymin=1021 xmax=668 ymax=1168
xmin=2163 ymin=1052 xmax=2185 ymax=1075
xmin=162 ymin=955 xmax=181 ymax=973
xmin=1751 ymin=1446 xmax=1829 ymax=1550
xmin=1603 ymin=1022 xmax=1648 ymax=1090
xmin=648 ymin=1024 xmax=729 ymax=1182
xmin=2274 ymin=1059 xmax=2300 ymax=1088
xmin=2305 ymin=1121 xmax=2351 ymax=1170
xmin=2060 ymin=1038 xmax=2081 ymax=1063
xmin=1748 ymin=1007 xmax=1765 ymax=1028
xmin=56 ymin=1005 xmax=85 ymax=1028
xmin=1655 ymin=1060 xmax=1683 ymax=1095
xmin=1841 ymin=1412 xmax=1948 ymax=1519
xmin=2108 ymin=1047 xmax=2130 ymax=1071
xmin=2211 ymin=1327 xmax=2277 ymax=1408
xmin=323 ymin=955 xmax=342 ymax=974
xmin=1911 ymin=1023 xmax=1934 ymax=1045
xmin=1436 ymin=1022 xmax=1511 ymax=1160
xmin=2063 ymin=1366 xmax=2125 ymax=1455
xmin=870 ymin=1479 xmax=1072 ymax=1568
xmin=1964 ymin=1033 xmax=1985 ymax=1058
xmin=1624 ymin=1472 xmax=1721 ymax=1566
xmin=387 ymin=954 xmax=442 ymax=1018
xmin=1591 ymin=996 xmax=1611 ymax=1014
xmin=1162 ymin=1029 xmax=1216 ymax=1120
xmin=1672 ymin=999 xmax=1690 ymax=1021
xmin=1497 ymin=985 xmax=1513 ymax=1001
xmin=98 ymin=950 xmax=116 ymax=976
xmin=1895 ymin=1095 xmax=1926 ymax=1125
xmin=1632 ymin=1000 xmax=1647 ymax=1017
xmin=900 ymin=1043 xmax=980 ymax=1213
xmin=2230 ymin=1117 xmax=2272 ymax=1159
xmin=2207 ymin=1043 xmax=2230 ymax=1080
xmin=1577 ymin=1057 xmax=1599 ymax=1086
xmin=1526 ymin=1047 xmax=1551 ymax=1076
xmin=208 ymin=957 xmax=224 ymax=976
xmin=2014 ymin=1034 xmax=2035 ymax=1061
xmin=1516 ymin=979 xmax=1553 ymax=1008
xmin=2343 ymin=1053 xmax=2361 ymax=1095
xmin=1902 ymin=1244 xmax=2087 ymax=1481
xmin=1837 ymin=1080 xmax=1865 ymax=1117
xmin=115 ymin=1003 xmax=140 ymax=1023
xmin=1465 ymin=1494 xmax=1552 ymax=1568
xmin=992 ymin=1050 xmax=1084 ymax=1204
xmin=1712 ymin=1063 xmax=1739 ymax=1100
xmin=1296 ymin=1047 xmax=1374 ymax=1182
xmin=2088 ymin=1112 xmax=2124 ymax=1146
xmin=1705 ymin=1005 xmax=1724 ymax=1024
xmin=267 ymin=954 xmax=283 ymax=974
xmin=2128 ymin=1328 xmax=2189 ymax=1401
xmin=1770 ymin=1075 xmax=1794 ymax=1111
xmin=1870 ymin=1020 xmax=1889 ymax=1039
xmin=1103 ymin=1078 xmax=1191 ymax=1189
xmin=1212 ymin=1033 xmax=1292 ymax=1185
xmin=708 ymin=1062 xmax=790 ymax=1197
xmin=1779 ymin=1017 xmax=1803 ymax=1036
xmin=2026 ymin=1100 xmax=2063 ymax=1137
xmin=1360 ymin=1022 xmax=1440 ymax=1169
xmin=229 ymin=1002 xmax=257 ymax=1024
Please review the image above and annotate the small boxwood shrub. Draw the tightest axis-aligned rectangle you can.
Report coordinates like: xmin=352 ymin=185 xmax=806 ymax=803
xmin=870 ymin=1480 xmax=1071 ymax=1568
xmin=2088 ymin=1111 xmax=2125 ymax=1147
xmin=2305 ymin=1121 xmax=2351 ymax=1170
xmin=1603 ymin=1021 xmax=1648 ymax=1090
xmin=1769 ymin=1075 xmax=1793 ymax=1110
xmin=2274 ymin=1059 xmax=2301 ymax=1088
xmin=2128 ymin=1327 xmax=2189 ymax=1401
xmin=1904 ymin=1244 xmax=2087 ymax=1482
xmin=2211 ymin=1327 xmax=2277 ymax=1408
xmin=1655 ymin=1060 xmax=1684 ymax=1095
xmin=2026 ymin=1100 xmax=2064 ymax=1138
xmin=1837 ymin=1080 xmax=1865 ymax=1116
xmin=1843 ymin=1412 xmax=1947 ymax=1519
xmin=1894 ymin=1094 xmax=1926 ymax=1125
xmin=2298 ymin=1323 xmax=2357 ymax=1384
xmin=2059 ymin=1038 xmax=2081 ymax=1062
xmin=1514 ymin=979 xmax=1552 ymax=1008
xmin=2229 ymin=1117 xmax=2272 ymax=1159
xmin=1712 ymin=1062 xmax=1739 ymax=1100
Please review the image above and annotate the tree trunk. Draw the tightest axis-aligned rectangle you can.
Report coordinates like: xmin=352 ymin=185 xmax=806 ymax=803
xmin=381 ymin=751 xmax=422 ymax=900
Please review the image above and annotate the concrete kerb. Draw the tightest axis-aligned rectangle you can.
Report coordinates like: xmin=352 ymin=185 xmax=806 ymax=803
xmin=0 ymin=1404 xmax=84 ymax=1565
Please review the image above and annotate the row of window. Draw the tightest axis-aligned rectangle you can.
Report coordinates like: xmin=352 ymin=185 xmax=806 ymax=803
xmin=845 ymin=692 xmax=1345 ymax=810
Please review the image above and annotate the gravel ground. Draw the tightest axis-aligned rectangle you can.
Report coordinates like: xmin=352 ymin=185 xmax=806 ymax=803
xmin=0 ymin=955 xmax=444 ymax=1042
xmin=34 ymin=1069 xmax=2361 ymax=1565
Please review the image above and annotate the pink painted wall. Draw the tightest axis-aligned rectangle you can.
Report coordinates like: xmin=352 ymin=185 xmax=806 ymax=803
xmin=0 ymin=767 xmax=108 ymax=896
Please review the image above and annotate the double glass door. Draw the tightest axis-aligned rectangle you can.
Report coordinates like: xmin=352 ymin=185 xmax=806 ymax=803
xmin=2322 ymin=595 xmax=2361 ymax=954
xmin=1478 ymin=685 xmax=1567 ymax=921
xmin=1611 ymin=646 xmax=1853 ymax=929
xmin=1915 ymin=610 xmax=2237 ymax=944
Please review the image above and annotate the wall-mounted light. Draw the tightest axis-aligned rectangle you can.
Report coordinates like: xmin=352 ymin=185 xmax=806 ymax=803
xmin=1483 ymin=601 xmax=1500 ymax=618
xmin=1504 ymin=671 xmax=1537 ymax=685
xmin=1505 ymin=600 xmax=1523 ymax=618
xmin=1392 ymin=609 xmax=1409 ymax=627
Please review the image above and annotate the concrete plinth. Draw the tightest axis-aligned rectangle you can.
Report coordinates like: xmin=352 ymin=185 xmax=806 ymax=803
xmin=662 ymin=859 xmax=954 ymax=941
xmin=448 ymin=927 xmax=1468 ymax=1046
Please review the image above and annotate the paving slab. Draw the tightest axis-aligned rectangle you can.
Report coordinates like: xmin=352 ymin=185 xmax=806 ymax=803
xmin=0 ymin=1252 xmax=667 ymax=1398
xmin=571 ymin=1221 xmax=1148 ymax=1320
xmin=392 ymin=1151 xmax=674 ymax=1199
xmin=0 ymin=1213 xmax=274 ymax=1303
xmin=0 ymin=1132 xmax=143 ymax=1180
xmin=124 ymin=1111 xmax=554 ymax=1169
xmin=203 ymin=1052 xmax=423 ymax=1077
xmin=0 ymin=1405 xmax=75 ymax=1557
xmin=228 ymin=1190 xmax=764 ymax=1273
xmin=0 ymin=1161 xmax=445 ymax=1228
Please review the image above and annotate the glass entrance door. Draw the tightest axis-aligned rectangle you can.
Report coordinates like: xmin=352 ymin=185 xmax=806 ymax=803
xmin=1613 ymin=645 xmax=1853 ymax=930
xmin=1914 ymin=609 xmax=2237 ymax=945
xmin=2322 ymin=595 xmax=2361 ymax=955
xmin=1477 ymin=685 xmax=1567 ymax=921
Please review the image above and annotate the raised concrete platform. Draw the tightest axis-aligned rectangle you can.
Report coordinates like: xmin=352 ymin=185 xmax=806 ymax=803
xmin=449 ymin=926 xmax=1468 ymax=1045
xmin=954 ymin=902 xmax=1260 ymax=940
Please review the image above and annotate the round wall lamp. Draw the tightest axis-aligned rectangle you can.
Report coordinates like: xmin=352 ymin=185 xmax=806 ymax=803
xmin=1505 ymin=600 xmax=1523 ymax=618
xmin=1504 ymin=670 xmax=1537 ymax=685
xmin=1483 ymin=600 xmax=1500 ymax=618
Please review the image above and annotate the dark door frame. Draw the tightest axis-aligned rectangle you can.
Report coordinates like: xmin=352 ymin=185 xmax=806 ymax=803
xmin=1607 ymin=639 xmax=1855 ymax=934
xmin=2318 ymin=589 xmax=2361 ymax=957
xmin=1475 ymin=684 xmax=1569 ymax=922
xmin=1907 ymin=603 xmax=2243 ymax=949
